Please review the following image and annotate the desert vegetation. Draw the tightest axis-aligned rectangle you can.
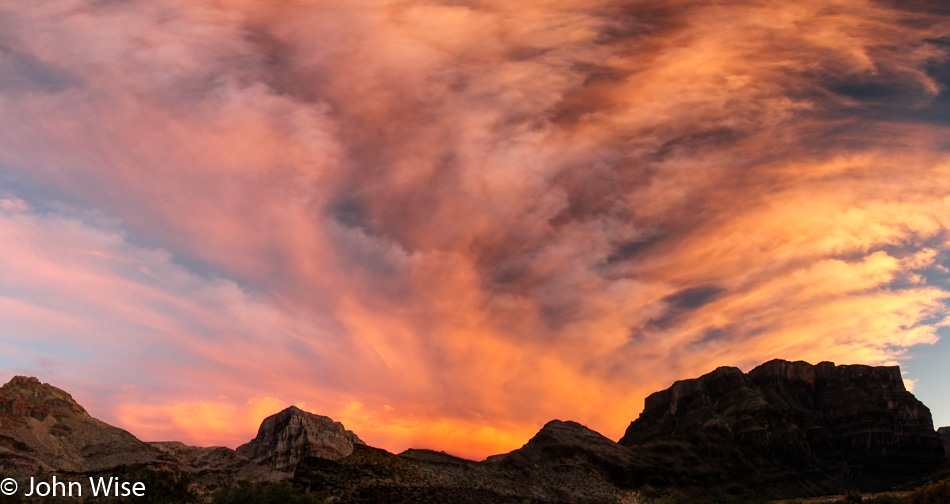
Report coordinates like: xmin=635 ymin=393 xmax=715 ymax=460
xmin=212 ymin=480 xmax=325 ymax=504
xmin=635 ymin=479 xmax=950 ymax=504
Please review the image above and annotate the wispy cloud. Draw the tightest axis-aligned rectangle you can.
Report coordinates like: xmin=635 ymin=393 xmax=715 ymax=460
xmin=0 ymin=0 xmax=948 ymax=459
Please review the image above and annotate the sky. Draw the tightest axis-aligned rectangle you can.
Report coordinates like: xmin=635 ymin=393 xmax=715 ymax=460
xmin=1 ymin=0 xmax=949 ymax=461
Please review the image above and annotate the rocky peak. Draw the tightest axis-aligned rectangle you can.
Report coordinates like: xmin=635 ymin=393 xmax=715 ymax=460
xmin=487 ymin=420 xmax=634 ymax=468
xmin=236 ymin=406 xmax=364 ymax=472
xmin=530 ymin=420 xmax=620 ymax=451
xmin=475 ymin=420 xmax=640 ymax=503
xmin=0 ymin=376 xmax=168 ymax=477
xmin=0 ymin=376 xmax=88 ymax=419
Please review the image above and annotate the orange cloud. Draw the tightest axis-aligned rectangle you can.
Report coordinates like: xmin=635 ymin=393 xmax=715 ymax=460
xmin=116 ymin=397 xmax=289 ymax=447
xmin=0 ymin=0 xmax=949 ymax=458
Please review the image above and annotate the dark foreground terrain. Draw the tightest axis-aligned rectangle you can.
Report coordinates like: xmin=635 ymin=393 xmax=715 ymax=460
xmin=1 ymin=359 xmax=948 ymax=503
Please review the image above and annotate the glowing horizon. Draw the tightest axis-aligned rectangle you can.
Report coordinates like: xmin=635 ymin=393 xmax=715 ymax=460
xmin=1 ymin=0 xmax=949 ymax=460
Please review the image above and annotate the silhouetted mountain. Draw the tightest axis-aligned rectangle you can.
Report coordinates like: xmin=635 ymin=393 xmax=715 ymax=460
xmin=1 ymin=361 xmax=947 ymax=503
xmin=618 ymin=360 xmax=945 ymax=498
xmin=236 ymin=405 xmax=364 ymax=471
xmin=480 ymin=420 xmax=640 ymax=502
xmin=398 ymin=448 xmax=473 ymax=465
xmin=295 ymin=439 xmax=638 ymax=504
xmin=487 ymin=420 xmax=632 ymax=467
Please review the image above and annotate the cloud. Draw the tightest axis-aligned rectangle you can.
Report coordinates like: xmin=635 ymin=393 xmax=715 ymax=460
xmin=0 ymin=0 xmax=949 ymax=457
xmin=0 ymin=207 xmax=355 ymax=434
xmin=0 ymin=197 xmax=29 ymax=212
xmin=116 ymin=396 xmax=290 ymax=447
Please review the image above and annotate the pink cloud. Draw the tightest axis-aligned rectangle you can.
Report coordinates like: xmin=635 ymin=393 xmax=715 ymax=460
xmin=0 ymin=0 xmax=948 ymax=457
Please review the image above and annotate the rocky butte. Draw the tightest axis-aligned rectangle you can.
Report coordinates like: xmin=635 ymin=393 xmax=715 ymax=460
xmin=236 ymin=405 xmax=364 ymax=472
xmin=617 ymin=359 xmax=946 ymax=499
xmin=1 ymin=359 xmax=948 ymax=503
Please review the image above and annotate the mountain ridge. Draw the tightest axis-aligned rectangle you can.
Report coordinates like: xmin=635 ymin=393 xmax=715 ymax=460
xmin=1 ymin=359 xmax=947 ymax=503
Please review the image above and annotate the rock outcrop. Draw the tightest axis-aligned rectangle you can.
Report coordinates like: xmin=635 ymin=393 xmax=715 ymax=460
xmin=619 ymin=360 xmax=946 ymax=496
xmin=0 ymin=376 xmax=171 ymax=478
xmin=236 ymin=405 xmax=364 ymax=472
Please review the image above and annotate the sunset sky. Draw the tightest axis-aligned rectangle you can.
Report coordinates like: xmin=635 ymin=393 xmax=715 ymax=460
xmin=1 ymin=0 xmax=949 ymax=460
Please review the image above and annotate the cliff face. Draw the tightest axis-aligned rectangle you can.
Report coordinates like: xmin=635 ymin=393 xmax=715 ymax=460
xmin=619 ymin=360 xmax=945 ymax=494
xmin=939 ymin=427 xmax=950 ymax=459
xmin=236 ymin=406 xmax=364 ymax=472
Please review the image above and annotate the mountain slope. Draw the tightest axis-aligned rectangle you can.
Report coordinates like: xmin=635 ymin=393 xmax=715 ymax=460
xmin=148 ymin=441 xmax=282 ymax=489
xmin=0 ymin=376 xmax=171 ymax=477
xmin=488 ymin=419 xmax=635 ymax=469
xmin=0 ymin=376 xmax=280 ymax=489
